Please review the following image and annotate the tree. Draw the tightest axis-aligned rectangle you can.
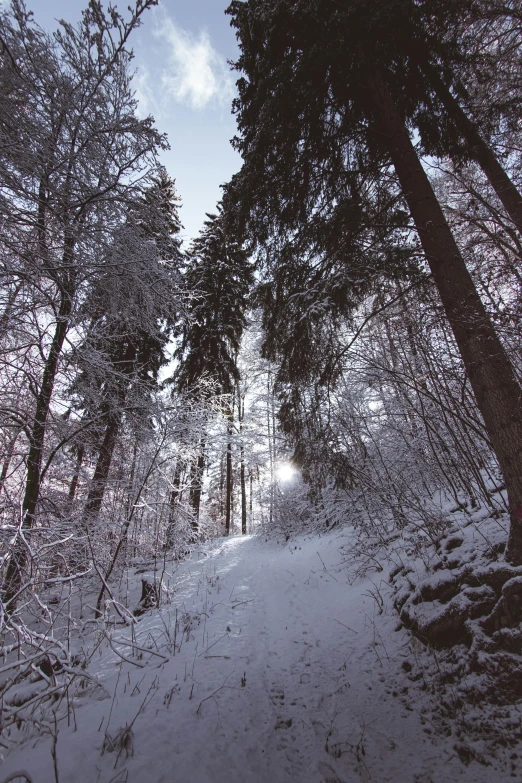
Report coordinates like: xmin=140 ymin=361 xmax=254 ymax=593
xmin=225 ymin=0 xmax=522 ymax=563
xmin=77 ymin=172 xmax=183 ymax=529
xmin=173 ymin=209 xmax=253 ymax=530
xmin=1 ymin=0 xmax=164 ymax=604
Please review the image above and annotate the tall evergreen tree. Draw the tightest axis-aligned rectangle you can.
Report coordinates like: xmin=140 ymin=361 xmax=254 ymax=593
xmin=225 ymin=0 xmax=522 ymax=562
xmin=77 ymin=172 xmax=183 ymax=529
xmin=175 ymin=210 xmax=253 ymax=395
xmin=173 ymin=210 xmax=253 ymax=528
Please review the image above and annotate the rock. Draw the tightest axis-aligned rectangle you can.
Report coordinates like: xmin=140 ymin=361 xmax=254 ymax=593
xmin=502 ymin=576 xmax=522 ymax=623
xmin=401 ymin=593 xmax=473 ymax=648
xmin=134 ymin=578 xmax=157 ymax=616
xmin=462 ymin=563 xmax=522 ymax=594
xmin=482 ymin=576 xmax=522 ymax=636
xmin=414 ymin=571 xmax=459 ymax=604
xmin=444 ymin=535 xmax=464 ymax=553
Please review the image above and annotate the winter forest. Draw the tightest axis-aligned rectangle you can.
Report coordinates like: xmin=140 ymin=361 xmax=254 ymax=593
xmin=1 ymin=0 xmax=522 ymax=780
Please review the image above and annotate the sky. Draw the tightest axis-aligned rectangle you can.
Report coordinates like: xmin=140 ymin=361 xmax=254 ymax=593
xmin=21 ymin=0 xmax=243 ymax=245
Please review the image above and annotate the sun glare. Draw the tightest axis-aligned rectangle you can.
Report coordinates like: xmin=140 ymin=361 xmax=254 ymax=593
xmin=276 ymin=463 xmax=295 ymax=482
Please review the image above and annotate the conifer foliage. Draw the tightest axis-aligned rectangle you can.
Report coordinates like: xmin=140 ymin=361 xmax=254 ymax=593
xmin=225 ymin=0 xmax=522 ymax=563
xmin=76 ymin=171 xmax=184 ymax=528
xmin=174 ymin=210 xmax=253 ymax=397
xmin=173 ymin=210 xmax=254 ymax=531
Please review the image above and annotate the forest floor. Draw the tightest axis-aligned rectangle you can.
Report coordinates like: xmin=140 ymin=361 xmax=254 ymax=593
xmin=1 ymin=527 xmax=519 ymax=783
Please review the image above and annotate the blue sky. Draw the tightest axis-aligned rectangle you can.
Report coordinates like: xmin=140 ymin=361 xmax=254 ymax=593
xmin=23 ymin=0 xmax=242 ymax=245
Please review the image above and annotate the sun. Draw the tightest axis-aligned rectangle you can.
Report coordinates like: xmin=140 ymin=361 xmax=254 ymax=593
xmin=276 ymin=463 xmax=296 ymax=482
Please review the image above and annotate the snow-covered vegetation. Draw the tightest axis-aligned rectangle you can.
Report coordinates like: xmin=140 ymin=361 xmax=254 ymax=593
xmin=1 ymin=0 xmax=522 ymax=780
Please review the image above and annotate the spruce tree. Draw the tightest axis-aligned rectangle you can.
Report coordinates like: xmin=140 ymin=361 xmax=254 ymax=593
xmin=174 ymin=210 xmax=253 ymax=529
xmin=77 ymin=172 xmax=183 ymax=528
xmin=225 ymin=0 xmax=522 ymax=563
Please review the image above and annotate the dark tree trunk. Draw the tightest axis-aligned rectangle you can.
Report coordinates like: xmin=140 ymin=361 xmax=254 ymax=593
xmin=422 ymin=62 xmax=522 ymax=235
xmin=0 ymin=428 xmax=20 ymax=496
xmin=267 ymin=371 xmax=274 ymax=527
xmin=189 ymin=443 xmax=205 ymax=531
xmin=240 ymin=445 xmax=247 ymax=535
xmin=219 ymin=454 xmax=225 ymax=519
xmin=126 ymin=438 xmax=138 ymax=517
xmin=23 ymin=294 xmax=73 ymax=525
xmin=3 ymin=292 xmax=73 ymax=605
xmin=95 ymin=434 xmax=167 ymax=616
xmin=82 ymin=401 xmax=125 ymax=529
xmin=225 ymin=426 xmax=233 ymax=535
xmin=68 ymin=444 xmax=85 ymax=504
xmin=249 ymin=469 xmax=253 ymax=521
xmin=165 ymin=464 xmax=182 ymax=549
xmin=368 ymin=73 xmax=522 ymax=563
xmin=0 ymin=282 xmax=22 ymax=342
xmin=82 ymin=337 xmax=137 ymax=530
xmin=239 ymin=392 xmax=247 ymax=535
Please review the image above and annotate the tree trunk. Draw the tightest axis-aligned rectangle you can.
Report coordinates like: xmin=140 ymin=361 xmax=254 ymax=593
xmin=165 ymin=463 xmax=182 ymax=549
xmin=68 ymin=444 xmax=85 ymax=504
xmin=219 ymin=453 xmax=225 ymax=519
xmin=0 ymin=428 xmax=20 ymax=496
xmin=0 ymin=282 xmax=22 ymax=342
xmin=422 ymin=62 xmax=522 ymax=235
xmin=225 ymin=421 xmax=233 ymax=535
xmin=82 ymin=335 xmax=139 ymax=530
xmin=126 ymin=438 xmax=139 ymax=518
xmin=95 ymin=432 xmax=167 ymax=616
xmin=267 ymin=370 xmax=274 ymax=527
xmin=368 ymin=72 xmax=522 ymax=563
xmin=238 ymin=390 xmax=247 ymax=535
xmin=249 ymin=469 xmax=253 ymax=524
xmin=240 ymin=447 xmax=247 ymax=534
xmin=189 ymin=442 xmax=205 ymax=531
xmin=3 ymin=292 xmax=73 ymax=605
xmin=24 ymin=294 xmax=73 ymax=525
xmin=82 ymin=401 xmax=125 ymax=529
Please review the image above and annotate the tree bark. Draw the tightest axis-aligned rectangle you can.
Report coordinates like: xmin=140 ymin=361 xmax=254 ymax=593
xmin=238 ymin=390 xmax=247 ymax=535
xmin=249 ymin=469 xmax=253 ymax=524
xmin=0 ymin=428 xmax=20 ymax=496
xmin=23 ymin=294 xmax=73 ymax=525
xmin=3 ymin=292 xmax=73 ymax=605
xmin=267 ymin=370 xmax=274 ymax=527
xmin=422 ymin=62 xmax=522 ymax=235
xmin=189 ymin=442 xmax=205 ymax=531
xmin=67 ymin=444 xmax=85 ymax=504
xmin=368 ymin=72 xmax=522 ymax=563
xmin=225 ymin=421 xmax=233 ymax=535
xmin=165 ymin=463 xmax=182 ymax=549
xmin=82 ymin=335 xmax=138 ymax=529
xmin=82 ymin=401 xmax=125 ymax=529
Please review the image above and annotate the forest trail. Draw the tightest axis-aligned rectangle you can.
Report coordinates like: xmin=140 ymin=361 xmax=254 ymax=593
xmin=1 ymin=531 xmax=504 ymax=783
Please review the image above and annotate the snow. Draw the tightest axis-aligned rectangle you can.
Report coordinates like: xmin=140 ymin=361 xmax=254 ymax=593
xmin=0 ymin=529 xmax=514 ymax=783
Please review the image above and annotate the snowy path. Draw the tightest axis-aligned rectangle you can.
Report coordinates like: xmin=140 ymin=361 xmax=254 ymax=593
xmin=1 ymin=532 xmax=505 ymax=783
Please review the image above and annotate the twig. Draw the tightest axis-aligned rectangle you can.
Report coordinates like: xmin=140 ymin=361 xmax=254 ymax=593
xmin=317 ymin=552 xmax=339 ymax=582
xmin=198 ymin=632 xmax=229 ymax=657
xmin=196 ymin=670 xmax=236 ymax=716
xmin=330 ymin=617 xmax=358 ymax=634
xmin=110 ymin=638 xmax=169 ymax=663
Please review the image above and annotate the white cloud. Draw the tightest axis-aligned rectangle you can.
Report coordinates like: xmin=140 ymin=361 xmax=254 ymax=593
xmin=155 ymin=15 xmax=234 ymax=111
xmin=133 ymin=67 xmax=157 ymax=119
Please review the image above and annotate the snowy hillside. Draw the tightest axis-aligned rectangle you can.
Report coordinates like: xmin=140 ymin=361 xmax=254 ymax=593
xmin=1 ymin=528 xmax=515 ymax=783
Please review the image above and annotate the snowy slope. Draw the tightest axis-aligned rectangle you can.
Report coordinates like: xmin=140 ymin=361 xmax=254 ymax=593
xmin=0 ymin=530 xmax=510 ymax=783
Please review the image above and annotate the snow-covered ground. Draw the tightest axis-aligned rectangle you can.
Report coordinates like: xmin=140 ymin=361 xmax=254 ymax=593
xmin=0 ymin=529 xmax=513 ymax=783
